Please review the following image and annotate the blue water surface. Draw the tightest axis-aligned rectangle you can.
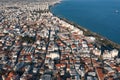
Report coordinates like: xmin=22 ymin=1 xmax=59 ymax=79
xmin=51 ymin=0 xmax=120 ymax=44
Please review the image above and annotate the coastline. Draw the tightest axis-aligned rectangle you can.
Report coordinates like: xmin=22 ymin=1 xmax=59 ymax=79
xmin=49 ymin=1 xmax=120 ymax=50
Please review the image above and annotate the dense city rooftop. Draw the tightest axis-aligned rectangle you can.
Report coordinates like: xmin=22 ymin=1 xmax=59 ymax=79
xmin=0 ymin=0 xmax=120 ymax=80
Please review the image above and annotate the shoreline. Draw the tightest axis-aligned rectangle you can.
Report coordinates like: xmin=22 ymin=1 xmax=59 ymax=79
xmin=49 ymin=1 xmax=120 ymax=50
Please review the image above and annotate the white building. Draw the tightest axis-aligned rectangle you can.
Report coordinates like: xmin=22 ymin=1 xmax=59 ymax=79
xmin=110 ymin=49 xmax=119 ymax=58
xmin=93 ymin=48 xmax=101 ymax=56
xmin=103 ymin=50 xmax=111 ymax=59
xmin=49 ymin=52 xmax=60 ymax=60
xmin=103 ymin=49 xmax=119 ymax=59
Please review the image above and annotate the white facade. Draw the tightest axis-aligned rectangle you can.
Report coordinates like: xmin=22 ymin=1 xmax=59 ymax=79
xmin=49 ymin=52 xmax=60 ymax=60
xmin=93 ymin=48 xmax=101 ymax=56
xmin=110 ymin=49 xmax=118 ymax=58
xmin=103 ymin=49 xmax=119 ymax=59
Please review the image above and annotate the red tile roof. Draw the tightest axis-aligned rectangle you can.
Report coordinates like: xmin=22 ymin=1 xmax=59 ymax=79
xmin=116 ymin=67 xmax=120 ymax=72
xmin=96 ymin=67 xmax=104 ymax=80
xmin=5 ymin=77 xmax=10 ymax=80
xmin=26 ymin=55 xmax=32 ymax=61
xmin=71 ymin=44 xmax=76 ymax=48
xmin=55 ymin=64 xmax=66 ymax=68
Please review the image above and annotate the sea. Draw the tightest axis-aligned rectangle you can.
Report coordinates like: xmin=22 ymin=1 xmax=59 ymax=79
xmin=50 ymin=0 xmax=120 ymax=44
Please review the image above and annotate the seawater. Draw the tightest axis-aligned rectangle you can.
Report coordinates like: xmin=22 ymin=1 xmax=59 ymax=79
xmin=50 ymin=0 xmax=120 ymax=44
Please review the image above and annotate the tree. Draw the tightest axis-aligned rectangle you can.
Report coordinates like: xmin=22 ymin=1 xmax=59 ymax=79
xmin=21 ymin=36 xmax=35 ymax=43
